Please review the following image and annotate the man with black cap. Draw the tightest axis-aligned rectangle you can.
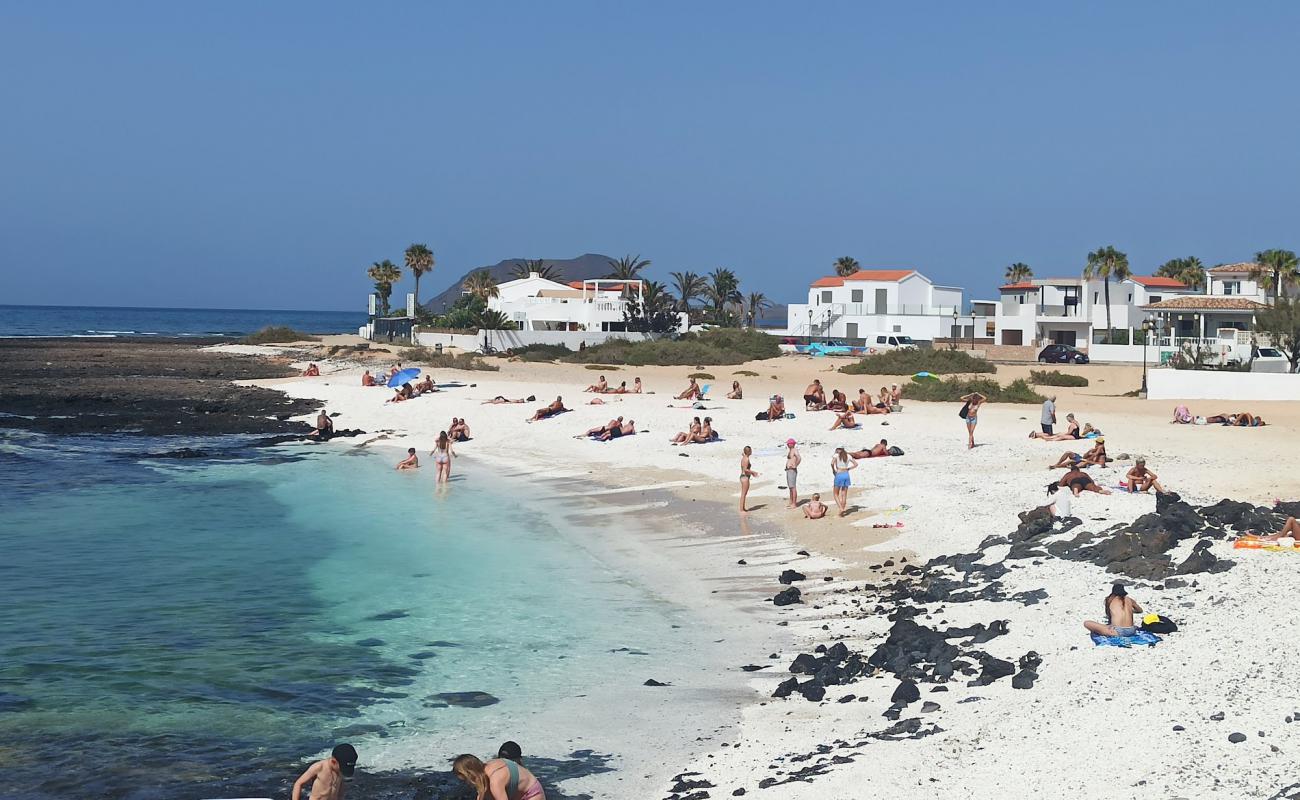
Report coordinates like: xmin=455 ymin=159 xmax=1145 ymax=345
xmin=291 ymin=743 xmax=357 ymax=800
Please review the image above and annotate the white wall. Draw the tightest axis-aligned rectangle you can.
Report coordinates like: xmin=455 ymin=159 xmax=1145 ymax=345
xmin=1088 ymin=343 xmax=1162 ymax=363
xmin=414 ymin=329 xmax=658 ymax=351
xmin=1147 ymin=369 xmax=1300 ymax=401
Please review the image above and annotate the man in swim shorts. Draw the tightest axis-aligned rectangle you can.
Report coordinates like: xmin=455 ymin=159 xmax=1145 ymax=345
xmin=784 ymin=439 xmax=800 ymax=508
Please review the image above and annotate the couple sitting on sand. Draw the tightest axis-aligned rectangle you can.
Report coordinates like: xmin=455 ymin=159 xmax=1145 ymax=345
xmin=1049 ymin=438 xmax=1108 ymax=468
xmin=453 ymin=741 xmax=545 ymax=800
xmin=670 ymin=416 xmax=718 ymax=445
xmin=447 ymin=417 xmax=470 ymax=441
xmin=583 ymin=416 xmax=636 ymax=441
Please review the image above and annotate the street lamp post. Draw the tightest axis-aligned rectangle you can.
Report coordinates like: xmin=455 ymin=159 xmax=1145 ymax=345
xmin=951 ymin=309 xmax=958 ymax=350
xmin=807 ymin=308 xmax=814 ymax=345
xmin=969 ymin=313 xmax=975 ymax=351
xmin=1140 ymin=318 xmax=1154 ymax=397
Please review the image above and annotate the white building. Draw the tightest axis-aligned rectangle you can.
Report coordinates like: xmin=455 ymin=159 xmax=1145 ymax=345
xmin=988 ymin=274 xmax=1195 ymax=348
xmin=785 ymin=269 xmax=963 ymax=343
xmin=1141 ymin=262 xmax=1273 ymax=347
xmin=483 ymin=273 xmax=645 ymax=332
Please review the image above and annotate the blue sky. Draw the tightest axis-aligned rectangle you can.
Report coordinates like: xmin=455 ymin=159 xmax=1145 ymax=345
xmin=3 ymin=2 xmax=1298 ymax=310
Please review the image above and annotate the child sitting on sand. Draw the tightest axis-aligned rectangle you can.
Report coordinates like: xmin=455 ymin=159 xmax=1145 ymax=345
xmin=803 ymin=493 xmax=827 ymax=519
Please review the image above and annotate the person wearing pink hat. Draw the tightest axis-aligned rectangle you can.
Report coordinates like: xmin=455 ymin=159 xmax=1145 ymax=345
xmin=784 ymin=439 xmax=801 ymax=509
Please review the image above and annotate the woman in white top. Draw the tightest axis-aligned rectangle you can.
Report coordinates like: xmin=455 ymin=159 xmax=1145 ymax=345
xmin=830 ymin=447 xmax=858 ymax=517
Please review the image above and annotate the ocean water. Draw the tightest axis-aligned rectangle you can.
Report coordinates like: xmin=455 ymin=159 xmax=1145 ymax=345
xmin=0 ymin=304 xmax=364 ymax=338
xmin=0 ymin=432 xmax=735 ymax=799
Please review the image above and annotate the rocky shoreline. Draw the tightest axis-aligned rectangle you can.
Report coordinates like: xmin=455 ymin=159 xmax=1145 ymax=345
xmin=0 ymin=338 xmax=322 ymax=436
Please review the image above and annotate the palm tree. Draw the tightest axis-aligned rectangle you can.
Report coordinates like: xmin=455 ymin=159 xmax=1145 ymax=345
xmin=461 ymin=269 xmax=500 ymax=301
xmin=1155 ymin=257 xmax=1205 ymax=290
xmin=744 ymin=292 xmax=771 ymax=328
xmin=606 ymin=254 xmax=651 ymax=280
xmin=833 ymin=257 xmax=861 ymax=277
xmin=1004 ymin=262 xmax=1033 ymax=283
xmin=366 ymin=259 xmax=402 ymax=315
xmin=1253 ymin=249 xmax=1299 ymax=301
xmin=509 ymin=259 xmax=565 ymax=282
xmin=640 ymin=280 xmax=674 ymax=314
xmin=403 ymin=244 xmax=434 ymax=306
xmin=706 ymin=268 xmax=742 ymax=325
xmin=1083 ymin=246 xmax=1131 ymax=336
xmin=669 ymin=271 xmax=706 ymax=313
xmin=475 ymin=308 xmax=515 ymax=330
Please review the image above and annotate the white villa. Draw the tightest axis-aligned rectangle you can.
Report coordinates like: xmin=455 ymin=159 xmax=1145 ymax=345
xmin=986 ymin=274 xmax=1195 ymax=348
xmin=483 ymin=272 xmax=646 ymax=332
xmin=785 ymin=269 xmax=963 ymax=343
xmin=1141 ymin=263 xmax=1274 ymax=341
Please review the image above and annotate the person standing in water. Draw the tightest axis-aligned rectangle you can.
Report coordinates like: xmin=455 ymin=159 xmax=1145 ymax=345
xmin=784 ymin=438 xmax=801 ymax=509
xmin=430 ymin=431 xmax=454 ymax=483
xmin=1083 ymin=583 xmax=1143 ymax=638
xmin=830 ymin=447 xmax=857 ymax=517
xmin=739 ymin=445 xmax=759 ymax=513
xmin=291 ymin=743 xmax=357 ymax=800
xmin=959 ymin=392 xmax=986 ymax=449
xmin=452 ymin=753 xmax=546 ymax=800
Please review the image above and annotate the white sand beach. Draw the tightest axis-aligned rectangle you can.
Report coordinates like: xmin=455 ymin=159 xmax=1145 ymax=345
xmin=226 ymin=340 xmax=1300 ymax=799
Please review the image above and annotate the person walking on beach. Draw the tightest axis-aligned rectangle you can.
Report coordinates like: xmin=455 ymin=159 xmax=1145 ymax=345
xmin=431 ymin=431 xmax=453 ymax=483
xmin=1083 ymin=583 xmax=1143 ymax=638
xmin=292 ymin=743 xmax=357 ymax=800
xmin=453 ymin=753 xmax=546 ymax=800
xmin=396 ymin=447 xmax=419 ymax=470
xmin=784 ymin=439 xmax=801 ymax=509
xmin=739 ymin=445 xmax=759 ymax=513
xmin=959 ymin=392 xmax=986 ymax=449
xmin=1041 ymin=395 xmax=1056 ymax=435
xmin=830 ymin=447 xmax=857 ymax=517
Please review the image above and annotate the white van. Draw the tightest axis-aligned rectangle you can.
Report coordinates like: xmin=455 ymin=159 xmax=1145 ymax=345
xmin=869 ymin=334 xmax=918 ymax=351
xmin=1250 ymin=347 xmax=1291 ymax=373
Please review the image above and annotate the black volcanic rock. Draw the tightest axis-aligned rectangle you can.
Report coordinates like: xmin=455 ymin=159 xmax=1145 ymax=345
xmin=773 ymin=587 xmax=802 ymax=606
xmin=779 ymin=569 xmax=807 ymax=585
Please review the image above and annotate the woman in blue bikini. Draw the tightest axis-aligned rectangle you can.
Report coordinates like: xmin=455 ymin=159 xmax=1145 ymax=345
xmin=960 ymin=392 xmax=986 ymax=450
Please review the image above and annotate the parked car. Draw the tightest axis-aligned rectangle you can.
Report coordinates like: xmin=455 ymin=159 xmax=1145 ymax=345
xmin=869 ymin=334 xmax=918 ymax=351
xmin=1249 ymin=347 xmax=1291 ymax=373
xmin=1037 ymin=344 xmax=1090 ymax=364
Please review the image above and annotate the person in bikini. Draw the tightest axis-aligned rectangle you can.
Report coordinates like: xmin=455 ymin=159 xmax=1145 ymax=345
xmin=584 ymin=375 xmax=608 ymax=393
xmin=1050 ymin=439 xmax=1104 ymax=468
xmin=1057 ymin=466 xmax=1111 ymax=496
xmin=395 ymin=448 xmax=419 ymax=470
xmin=675 ymin=377 xmax=701 ymax=400
xmin=802 ymin=492 xmax=827 ymax=519
xmin=726 ymin=380 xmax=743 ymax=399
xmin=607 ymin=380 xmax=629 ymax=394
xmin=527 ymin=397 xmax=567 ymax=422
xmin=670 ymin=417 xmax=702 ymax=444
xmin=430 ymin=431 xmax=454 ymax=483
xmin=452 ymin=753 xmax=545 ymax=800
xmin=482 ymin=396 xmax=532 ymax=404
xmin=691 ymin=416 xmax=717 ymax=443
xmin=960 ymin=392 xmax=986 ymax=449
xmin=1125 ymin=458 xmax=1165 ymax=493
xmin=1083 ymin=583 xmax=1142 ymax=638
xmin=292 ymin=743 xmax=357 ymax=800
xmin=1030 ymin=413 xmax=1080 ymax=440
xmin=739 ymin=445 xmax=759 ymax=513
xmin=829 ymin=407 xmax=857 ymax=431
xmin=803 ymin=380 xmax=826 ymax=410
xmin=849 ymin=439 xmax=889 ymax=459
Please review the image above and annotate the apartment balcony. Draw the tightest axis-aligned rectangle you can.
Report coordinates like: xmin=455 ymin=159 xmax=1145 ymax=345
xmin=1035 ymin=304 xmax=1086 ymax=321
xmin=830 ymin=303 xmax=961 ymax=317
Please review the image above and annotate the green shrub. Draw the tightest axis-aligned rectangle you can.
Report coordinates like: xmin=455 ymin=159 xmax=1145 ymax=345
xmin=403 ymin=347 xmax=499 ymax=371
xmin=840 ymin=349 xmax=996 ymax=376
xmin=565 ymin=329 xmax=781 ymax=366
xmin=241 ymin=326 xmax=319 ymax=344
xmin=688 ymin=372 xmax=715 ymax=380
xmin=1029 ymin=369 xmax=1089 ymax=387
xmin=904 ymin=376 xmax=1044 ymax=404
xmin=509 ymin=343 xmax=574 ymax=362
xmin=733 ymin=370 xmax=760 ymax=376
xmin=584 ymin=364 xmax=619 ymax=370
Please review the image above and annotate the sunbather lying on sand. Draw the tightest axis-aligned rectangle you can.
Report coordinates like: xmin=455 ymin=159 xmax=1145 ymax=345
xmin=849 ymin=440 xmax=889 ymax=459
xmin=803 ymin=493 xmax=828 ymax=519
xmin=670 ymin=417 xmax=702 ymax=444
xmin=1256 ymin=516 xmax=1300 ymax=542
xmin=527 ymin=397 xmax=567 ymax=422
xmin=1083 ymin=583 xmax=1141 ymax=638
xmin=1030 ymin=413 xmax=1079 ymax=440
xmin=1056 ymin=467 xmax=1111 ymax=496
xmin=829 ymin=409 xmax=856 ymax=431
xmin=482 ymin=395 xmax=534 ymax=404
xmin=595 ymin=419 xmax=635 ymax=441
xmin=676 ymin=378 xmax=701 ymax=400
xmin=605 ymin=380 xmax=629 ymax=394
xmin=1234 ymin=412 xmax=1266 ymax=427
xmin=1125 ymin=459 xmax=1165 ymax=493
xmin=582 ymin=417 xmax=623 ymax=438
xmin=584 ymin=376 xmax=608 ymax=393
xmin=387 ymin=383 xmax=414 ymax=403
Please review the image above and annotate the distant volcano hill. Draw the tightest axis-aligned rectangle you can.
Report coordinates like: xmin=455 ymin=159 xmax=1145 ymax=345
xmin=418 ymin=253 xmax=787 ymax=325
xmin=420 ymin=254 xmax=618 ymax=314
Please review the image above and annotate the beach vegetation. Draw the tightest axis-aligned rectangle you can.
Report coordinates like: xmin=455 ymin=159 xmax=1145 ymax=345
xmin=1082 ymin=245 xmax=1131 ymax=338
xmin=509 ymin=259 xmax=564 ymax=282
xmin=733 ymin=369 xmax=760 ymax=376
xmin=1004 ymin=262 xmax=1033 ymax=283
xmin=670 ymin=271 xmax=706 ymax=314
xmin=1155 ymin=256 xmax=1204 ymax=290
xmin=622 ymin=280 xmax=679 ymax=333
xmin=834 ymin=256 xmax=860 ymax=277
xmin=367 ymin=259 xmax=402 ymax=315
xmin=404 ymin=244 xmax=435 ymax=306
xmin=743 ymin=292 xmax=771 ymax=328
xmin=561 ymin=328 xmax=780 ymax=366
xmin=1029 ymin=369 xmax=1089 ymax=387
xmin=241 ymin=326 xmax=319 ymax=344
xmin=584 ymin=364 xmax=619 ymax=370
xmin=1252 ymin=249 xmax=1299 ymax=301
xmin=426 ymin=295 xmax=487 ymax=330
xmin=461 ymin=270 xmax=500 ymax=302
xmin=840 ymin=348 xmax=996 ymax=376
xmin=402 ymin=347 xmax=499 ymax=371
xmin=509 ymin=343 xmax=572 ymax=362
xmin=688 ymin=372 xmax=715 ymax=380
xmin=475 ymin=309 xmax=516 ymax=330
xmin=904 ymin=376 xmax=1044 ymax=404
xmin=704 ymin=268 xmax=743 ymax=326
xmin=1254 ymin=298 xmax=1300 ymax=372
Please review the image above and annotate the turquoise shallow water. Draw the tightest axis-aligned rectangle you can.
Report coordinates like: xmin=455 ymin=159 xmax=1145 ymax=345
xmin=0 ymin=432 xmax=720 ymax=798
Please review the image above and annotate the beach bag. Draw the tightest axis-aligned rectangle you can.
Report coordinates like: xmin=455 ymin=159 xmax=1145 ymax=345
xmin=888 ymin=446 xmax=904 ymax=456
xmin=1140 ymin=614 xmax=1178 ymax=634
xmin=1194 ymin=416 xmax=1207 ymax=425
xmin=755 ymin=411 xmax=769 ymax=421
xmin=958 ymin=402 xmax=969 ymax=419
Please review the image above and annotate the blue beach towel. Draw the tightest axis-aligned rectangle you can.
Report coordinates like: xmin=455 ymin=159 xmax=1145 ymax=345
xmin=1091 ymin=631 xmax=1161 ymax=648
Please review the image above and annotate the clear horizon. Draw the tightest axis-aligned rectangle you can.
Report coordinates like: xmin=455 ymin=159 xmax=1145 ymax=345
xmin=3 ymin=3 xmax=1298 ymax=311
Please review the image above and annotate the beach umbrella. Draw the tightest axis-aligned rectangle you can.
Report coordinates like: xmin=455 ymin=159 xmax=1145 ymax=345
xmin=911 ymin=371 xmax=940 ymax=383
xmin=387 ymin=368 xmax=421 ymax=387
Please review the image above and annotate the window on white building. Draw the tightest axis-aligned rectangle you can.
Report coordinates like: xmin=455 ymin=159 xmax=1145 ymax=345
xmin=1222 ymin=281 xmax=1240 ymax=295
xmin=821 ymin=290 xmax=832 ymax=303
xmin=1149 ymin=295 xmax=1162 ymax=304
xmin=851 ymin=289 xmax=863 ymax=302
xmin=1093 ymin=292 xmax=1099 ymax=303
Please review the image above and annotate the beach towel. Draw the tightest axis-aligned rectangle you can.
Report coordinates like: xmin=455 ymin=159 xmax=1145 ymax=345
xmin=1090 ymin=631 xmax=1161 ymax=648
xmin=1233 ymin=536 xmax=1300 ymax=551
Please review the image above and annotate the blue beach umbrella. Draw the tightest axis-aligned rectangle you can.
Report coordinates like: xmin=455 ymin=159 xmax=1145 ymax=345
xmin=387 ymin=368 xmax=421 ymax=387
xmin=912 ymin=371 xmax=940 ymax=383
